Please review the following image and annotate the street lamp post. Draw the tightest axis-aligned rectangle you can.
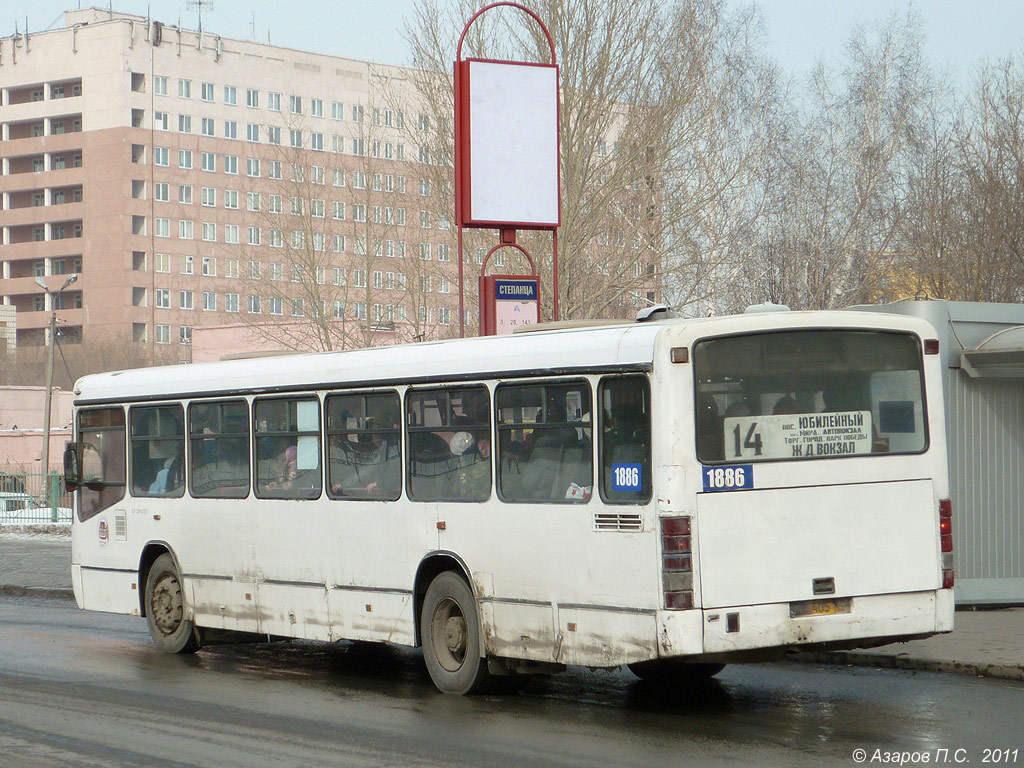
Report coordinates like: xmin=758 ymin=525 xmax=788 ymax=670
xmin=34 ymin=273 xmax=77 ymax=518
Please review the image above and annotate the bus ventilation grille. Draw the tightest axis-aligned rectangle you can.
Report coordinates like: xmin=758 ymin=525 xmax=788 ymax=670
xmin=594 ymin=513 xmax=643 ymax=532
xmin=114 ymin=512 xmax=127 ymax=541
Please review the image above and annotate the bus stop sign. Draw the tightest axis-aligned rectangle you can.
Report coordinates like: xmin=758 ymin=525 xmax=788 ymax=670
xmin=480 ymin=275 xmax=540 ymax=335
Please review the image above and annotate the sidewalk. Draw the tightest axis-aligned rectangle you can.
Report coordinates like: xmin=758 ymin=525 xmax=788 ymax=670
xmin=1 ymin=529 xmax=1021 ymax=682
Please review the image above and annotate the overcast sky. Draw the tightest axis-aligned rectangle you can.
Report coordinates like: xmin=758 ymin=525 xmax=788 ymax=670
xmin=8 ymin=1 xmax=1024 ymax=85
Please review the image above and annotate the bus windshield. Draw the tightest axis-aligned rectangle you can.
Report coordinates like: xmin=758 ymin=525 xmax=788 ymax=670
xmin=694 ymin=329 xmax=928 ymax=463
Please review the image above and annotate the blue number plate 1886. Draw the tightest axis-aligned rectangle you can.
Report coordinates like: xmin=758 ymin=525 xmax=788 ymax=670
xmin=702 ymin=464 xmax=754 ymax=492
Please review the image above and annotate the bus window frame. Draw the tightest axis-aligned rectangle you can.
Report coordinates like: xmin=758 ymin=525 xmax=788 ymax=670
xmin=76 ymin=406 xmax=127 ymax=522
xmin=128 ymin=402 xmax=187 ymax=499
xmin=325 ymin=388 xmax=403 ymax=501
xmin=691 ymin=328 xmax=931 ymax=466
xmin=405 ymin=384 xmax=492 ymax=503
xmin=187 ymin=398 xmax=252 ymax=500
xmin=252 ymin=395 xmax=324 ymax=500
xmin=494 ymin=377 xmax=594 ymax=505
xmin=597 ymin=374 xmax=653 ymax=505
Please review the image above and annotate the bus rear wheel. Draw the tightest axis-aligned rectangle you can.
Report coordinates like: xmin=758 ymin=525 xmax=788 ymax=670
xmin=628 ymin=659 xmax=725 ymax=683
xmin=145 ymin=553 xmax=200 ymax=654
xmin=420 ymin=571 xmax=490 ymax=694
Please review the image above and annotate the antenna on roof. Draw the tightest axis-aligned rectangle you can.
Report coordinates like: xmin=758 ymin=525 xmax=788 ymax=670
xmin=185 ymin=0 xmax=213 ymax=34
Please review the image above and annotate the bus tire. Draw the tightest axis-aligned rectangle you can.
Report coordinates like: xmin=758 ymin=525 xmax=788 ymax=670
xmin=628 ymin=659 xmax=725 ymax=683
xmin=144 ymin=553 xmax=200 ymax=654
xmin=420 ymin=571 xmax=490 ymax=694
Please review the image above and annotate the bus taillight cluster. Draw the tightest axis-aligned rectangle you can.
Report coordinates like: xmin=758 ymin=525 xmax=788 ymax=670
xmin=661 ymin=516 xmax=694 ymax=610
xmin=940 ymin=499 xmax=954 ymax=589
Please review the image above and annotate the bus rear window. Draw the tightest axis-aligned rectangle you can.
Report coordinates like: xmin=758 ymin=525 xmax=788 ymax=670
xmin=694 ymin=330 xmax=927 ymax=463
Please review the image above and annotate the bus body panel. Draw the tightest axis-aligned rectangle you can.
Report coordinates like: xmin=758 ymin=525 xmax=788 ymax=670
xmin=695 ymin=479 xmax=940 ymax=609
xmin=699 ymin=590 xmax=939 ymax=655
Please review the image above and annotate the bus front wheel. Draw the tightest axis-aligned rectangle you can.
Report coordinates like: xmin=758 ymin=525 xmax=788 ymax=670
xmin=420 ymin=571 xmax=490 ymax=694
xmin=144 ymin=553 xmax=200 ymax=654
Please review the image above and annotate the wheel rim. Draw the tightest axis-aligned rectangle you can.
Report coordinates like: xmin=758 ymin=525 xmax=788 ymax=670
xmin=430 ymin=597 xmax=468 ymax=672
xmin=151 ymin=572 xmax=184 ymax=636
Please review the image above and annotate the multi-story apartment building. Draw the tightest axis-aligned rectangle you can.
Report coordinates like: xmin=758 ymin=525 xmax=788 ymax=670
xmin=1 ymin=8 xmax=462 ymax=359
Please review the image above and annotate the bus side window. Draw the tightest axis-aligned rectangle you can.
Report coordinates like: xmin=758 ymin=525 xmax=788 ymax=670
xmin=599 ymin=376 xmax=652 ymax=504
xmin=406 ymin=387 xmax=490 ymax=502
xmin=77 ymin=407 xmax=126 ymax=521
xmin=326 ymin=391 xmax=402 ymax=501
xmin=253 ymin=397 xmax=322 ymax=499
xmin=496 ymin=381 xmax=592 ymax=503
xmin=130 ymin=404 xmax=185 ymax=498
xmin=189 ymin=400 xmax=250 ymax=498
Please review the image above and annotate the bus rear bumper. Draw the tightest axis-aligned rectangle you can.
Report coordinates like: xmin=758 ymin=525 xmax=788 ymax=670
xmin=657 ymin=589 xmax=953 ymax=662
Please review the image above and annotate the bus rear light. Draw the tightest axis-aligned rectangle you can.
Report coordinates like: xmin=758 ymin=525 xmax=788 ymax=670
xmin=665 ymin=590 xmax=694 ymax=610
xmin=942 ymin=569 xmax=955 ymax=589
xmin=662 ymin=535 xmax=692 ymax=553
xmin=663 ymin=554 xmax=692 ymax=571
xmin=939 ymin=499 xmax=953 ymax=552
xmin=925 ymin=339 xmax=940 ymax=355
xmin=661 ymin=517 xmax=694 ymax=610
xmin=661 ymin=516 xmax=691 ymax=536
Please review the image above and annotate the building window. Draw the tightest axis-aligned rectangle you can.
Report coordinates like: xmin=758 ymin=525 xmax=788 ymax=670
xmin=247 ymin=192 xmax=261 ymax=212
xmin=248 ymin=295 xmax=261 ymax=314
xmin=224 ymin=155 xmax=238 ymax=175
xmin=202 ymin=222 xmax=216 ymax=242
xmin=202 ymin=187 xmax=216 ymax=207
xmin=225 ymin=259 xmax=240 ymax=278
xmin=333 ymin=168 xmax=346 ymax=187
xmin=202 ymin=256 xmax=216 ymax=276
xmin=226 ymin=293 xmax=239 ymax=312
xmin=332 ymin=101 xmax=344 ymax=120
xmin=290 ymin=129 xmax=302 ymax=148
xmin=155 ymin=289 xmax=170 ymax=309
xmin=224 ymin=85 xmax=237 ymax=105
xmin=178 ymin=185 xmax=192 ymax=204
xmin=154 ymin=76 xmax=168 ymax=96
xmin=352 ymin=138 xmax=365 ymax=156
xmin=224 ymin=190 xmax=239 ymax=209
xmin=181 ymin=255 xmax=194 ymax=275
xmin=438 ymin=244 xmax=450 ymax=262
xmin=248 ymin=226 xmax=261 ymax=246
xmin=290 ymin=95 xmax=302 ymax=114
xmin=155 ymin=218 xmax=170 ymax=238
xmin=178 ymin=114 xmax=192 ymax=133
xmin=352 ymin=104 xmax=364 ymax=123
xmin=180 ymin=326 xmax=192 ymax=345
xmin=246 ymin=88 xmax=259 ymax=108
xmin=155 ymin=253 xmax=171 ymax=273
xmin=155 ymin=182 xmax=169 ymax=202
xmin=332 ymin=134 xmax=344 ymax=153
xmin=179 ymin=290 xmax=194 ymax=310
xmin=202 ymin=291 xmax=216 ymax=311
xmin=268 ymin=297 xmax=283 ymax=316
xmin=333 ymin=201 xmax=345 ymax=220
xmin=268 ymin=161 xmax=282 ymax=180
xmin=311 ymin=98 xmax=323 ymax=118
xmin=246 ymin=123 xmax=259 ymax=142
xmin=333 ymin=235 xmax=346 ymax=253
xmin=154 ymin=111 xmax=169 ymax=131
xmin=156 ymin=324 xmax=171 ymax=344
xmin=268 ymin=92 xmax=281 ymax=111
xmin=201 ymin=82 xmax=214 ymax=102
xmin=225 ymin=224 xmax=239 ymax=244
xmin=179 ymin=220 xmax=194 ymax=239
xmin=419 ymin=243 xmax=431 ymax=260
xmin=311 ymin=132 xmax=324 ymax=151
xmin=267 ymin=125 xmax=281 ymax=145
xmin=224 ymin=121 xmax=237 ymax=140
xmin=201 ymin=117 xmax=215 ymax=136
xmin=178 ymin=150 xmax=193 ymax=169
xmin=247 ymin=157 xmax=260 ymax=177
xmin=269 ymin=195 xmax=282 ymax=214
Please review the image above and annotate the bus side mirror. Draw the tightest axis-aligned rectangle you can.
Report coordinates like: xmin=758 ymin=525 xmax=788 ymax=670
xmin=63 ymin=442 xmax=79 ymax=492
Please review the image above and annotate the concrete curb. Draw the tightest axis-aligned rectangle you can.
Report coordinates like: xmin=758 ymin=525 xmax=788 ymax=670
xmin=790 ymin=651 xmax=1024 ymax=682
xmin=0 ymin=585 xmax=75 ymax=601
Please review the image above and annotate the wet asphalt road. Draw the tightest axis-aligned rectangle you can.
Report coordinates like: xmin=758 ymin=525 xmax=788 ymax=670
xmin=0 ymin=595 xmax=1021 ymax=768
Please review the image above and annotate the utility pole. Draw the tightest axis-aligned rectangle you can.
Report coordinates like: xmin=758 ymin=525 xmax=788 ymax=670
xmin=34 ymin=273 xmax=77 ymax=518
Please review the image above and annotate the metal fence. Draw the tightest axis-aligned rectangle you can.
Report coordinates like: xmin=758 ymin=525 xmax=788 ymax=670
xmin=0 ymin=470 xmax=73 ymax=524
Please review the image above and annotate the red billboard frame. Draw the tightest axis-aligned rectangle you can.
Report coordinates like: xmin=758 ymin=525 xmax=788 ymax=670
xmin=453 ymin=2 xmax=560 ymax=336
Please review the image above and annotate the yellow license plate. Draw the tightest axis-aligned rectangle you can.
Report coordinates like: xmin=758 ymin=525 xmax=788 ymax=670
xmin=790 ymin=597 xmax=852 ymax=618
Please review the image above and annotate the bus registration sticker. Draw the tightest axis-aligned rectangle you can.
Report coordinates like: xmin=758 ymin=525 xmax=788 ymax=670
xmin=702 ymin=464 xmax=753 ymax=492
xmin=724 ymin=410 xmax=873 ymax=461
xmin=611 ymin=463 xmax=643 ymax=491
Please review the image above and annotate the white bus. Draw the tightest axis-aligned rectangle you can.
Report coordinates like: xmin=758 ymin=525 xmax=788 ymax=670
xmin=66 ymin=310 xmax=955 ymax=693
